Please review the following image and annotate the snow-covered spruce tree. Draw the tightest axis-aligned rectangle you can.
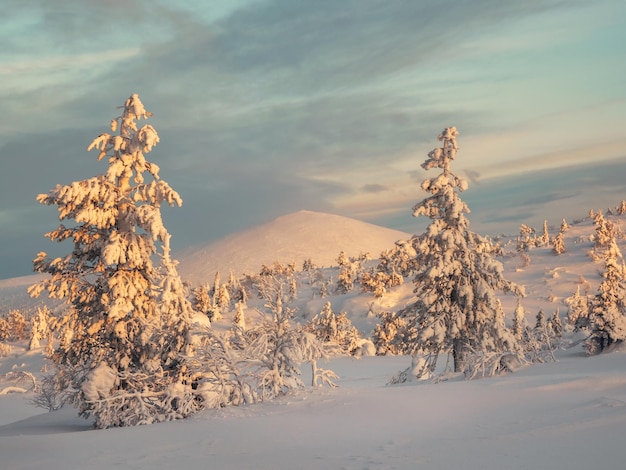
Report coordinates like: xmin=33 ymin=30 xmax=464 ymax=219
xmin=584 ymin=238 xmax=626 ymax=354
xmin=548 ymin=309 xmax=563 ymax=339
xmin=552 ymin=231 xmax=566 ymax=255
xmin=511 ymin=298 xmax=528 ymax=340
xmin=396 ymin=127 xmax=522 ymax=378
xmin=565 ymin=285 xmax=589 ymax=331
xmin=233 ymin=300 xmax=246 ymax=330
xmin=589 ymin=211 xmax=617 ymax=261
xmin=29 ymin=305 xmax=52 ymax=350
xmin=226 ymin=271 xmax=246 ymax=305
xmin=28 ymin=94 xmax=197 ymax=428
xmin=516 ymin=224 xmax=537 ymax=252
xmin=191 ymin=283 xmax=213 ymax=319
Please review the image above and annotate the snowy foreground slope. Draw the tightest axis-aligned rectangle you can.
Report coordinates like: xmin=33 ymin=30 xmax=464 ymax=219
xmin=1 ymin=349 xmax=626 ymax=469
xmin=3 ymin=210 xmax=626 ymax=468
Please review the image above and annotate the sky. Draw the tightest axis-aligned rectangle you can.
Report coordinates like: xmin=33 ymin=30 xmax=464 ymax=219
xmin=1 ymin=0 xmax=625 ymax=280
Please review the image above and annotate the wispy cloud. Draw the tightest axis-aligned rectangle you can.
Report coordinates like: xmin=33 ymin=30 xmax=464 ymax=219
xmin=0 ymin=0 xmax=625 ymax=278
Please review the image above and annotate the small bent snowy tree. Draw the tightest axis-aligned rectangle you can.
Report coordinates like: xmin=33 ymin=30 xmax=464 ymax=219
xmin=28 ymin=94 xmax=197 ymax=428
xmin=395 ymin=127 xmax=522 ymax=379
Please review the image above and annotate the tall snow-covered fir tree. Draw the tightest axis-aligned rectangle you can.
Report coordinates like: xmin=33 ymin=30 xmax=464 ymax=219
xmin=397 ymin=127 xmax=522 ymax=377
xmin=28 ymin=94 xmax=197 ymax=428
xmin=584 ymin=238 xmax=626 ymax=354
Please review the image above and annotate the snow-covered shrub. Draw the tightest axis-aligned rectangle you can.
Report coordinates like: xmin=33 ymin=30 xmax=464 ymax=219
xmin=359 ymin=270 xmax=403 ymax=298
xmin=225 ymin=271 xmax=247 ymax=305
xmin=0 ymin=317 xmax=9 ymax=342
xmin=187 ymin=309 xmax=338 ymax=410
xmin=211 ymin=271 xmax=233 ymax=318
xmin=393 ymin=127 xmax=522 ymax=379
xmin=589 ymin=212 xmax=619 ymax=260
xmin=371 ymin=311 xmax=410 ymax=356
xmin=0 ymin=371 xmax=38 ymax=395
xmin=565 ymin=286 xmax=590 ymax=331
xmin=517 ymin=224 xmax=537 ymax=252
xmin=28 ymin=94 xmax=195 ymax=428
xmin=191 ymin=284 xmax=213 ymax=318
xmin=335 ymin=251 xmax=369 ymax=294
xmin=552 ymin=232 xmax=566 ymax=255
xmin=569 ymin=227 xmax=626 ymax=354
xmin=537 ymin=220 xmax=550 ymax=247
xmin=206 ymin=268 xmax=340 ymax=399
xmin=31 ymin=373 xmax=67 ymax=412
xmin=78 ymin=365 xmax=201 ymax=428
xmin=233 ymin=300 xmax=246 ymax=330
xmin=511 ymin=298 xmax=528 ymax=340
xmin=252 ymin=317 xmax=336 ymax=396
xmin=379 ymin=239 xmax=420 ymax=277
xmin=548 ymin=309 xmax=563 ymax=339
xmin=253 ymin=261 xmax=298 ymax=304
xmin=29 ymin=306 xmax=51 ymax=350
xmin=6 ymin=309 xmax=29 ymax=341
xmin=360 ymin=239 xmax=420 ymax=297
xmin=187 ymin=329 xmax=258 ymax=409
xmin=306 ymin=302 xmax=361 ymax=355
xmin=512 ymin=301 xmax=561 ymax=364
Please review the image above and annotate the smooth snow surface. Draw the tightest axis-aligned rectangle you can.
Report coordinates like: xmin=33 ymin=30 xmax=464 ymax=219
xmin=1 ymin=351 xmax=626 ymax=469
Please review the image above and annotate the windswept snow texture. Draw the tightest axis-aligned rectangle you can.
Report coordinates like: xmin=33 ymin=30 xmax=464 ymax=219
xmin=176 ymin=210 xmax=412 ymax=284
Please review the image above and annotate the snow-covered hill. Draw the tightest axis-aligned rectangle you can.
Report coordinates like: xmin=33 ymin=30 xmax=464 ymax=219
xmin=176 ymin=210 xmax=412 ymax=285
xmin=0 ymin=210 xmax=410 ymax=313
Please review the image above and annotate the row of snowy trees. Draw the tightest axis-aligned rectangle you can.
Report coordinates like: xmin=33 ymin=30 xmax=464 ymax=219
xmin=510 ymin=205 xmax=626 ymax=355
xmin=566 ymin=211 xmax=626 ymax=354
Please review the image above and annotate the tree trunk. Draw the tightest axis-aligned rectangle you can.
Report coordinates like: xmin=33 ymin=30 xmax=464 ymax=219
xmin=453 ymin=339 xmax=465 ymax=373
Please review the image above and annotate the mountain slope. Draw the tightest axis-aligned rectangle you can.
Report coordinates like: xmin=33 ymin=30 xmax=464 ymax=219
xmin=176 ymin=210 xmax=412 ymax=285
